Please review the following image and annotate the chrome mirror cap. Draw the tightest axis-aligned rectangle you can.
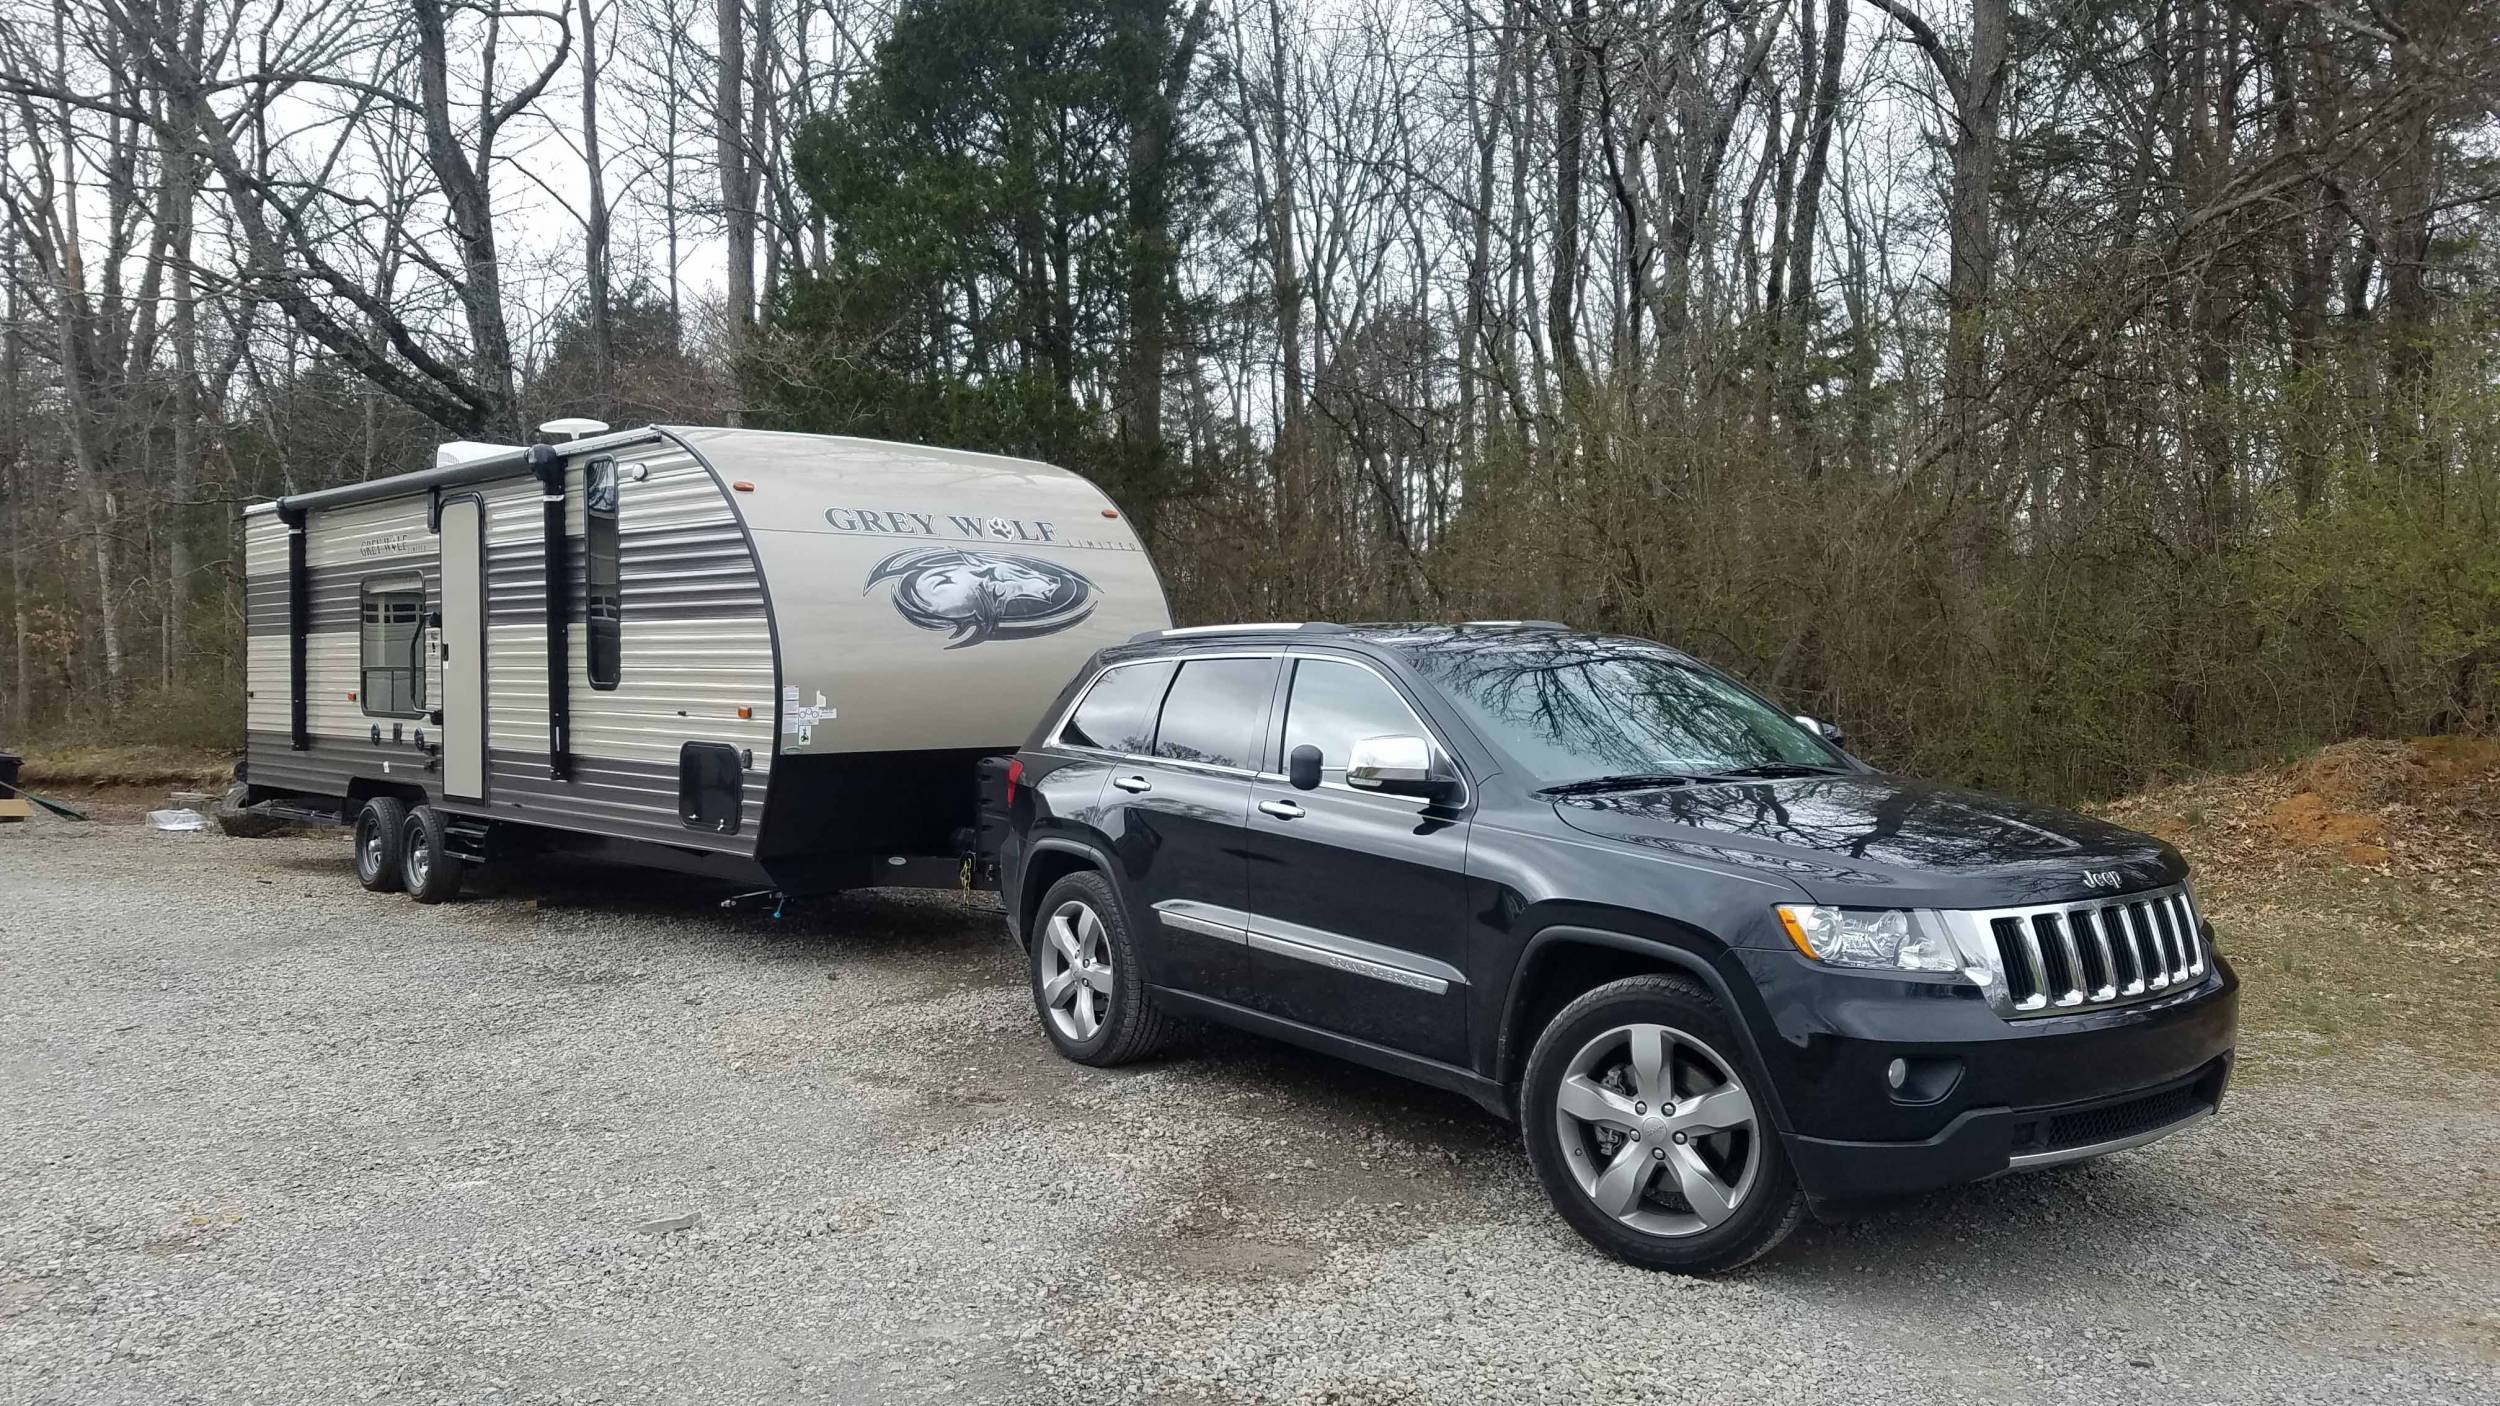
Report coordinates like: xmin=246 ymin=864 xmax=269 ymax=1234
xmin=1346 ymin=734 xmax=1433 ymax=789
xmin=1793 ymin=714 xmax=1846 ymax=746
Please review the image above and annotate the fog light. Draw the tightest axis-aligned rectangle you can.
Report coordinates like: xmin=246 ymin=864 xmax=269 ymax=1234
xmin=1885 ymin=1058 xmax=1908 ymax=1090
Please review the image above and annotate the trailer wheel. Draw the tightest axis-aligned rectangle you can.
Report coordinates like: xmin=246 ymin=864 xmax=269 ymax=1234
xmin=400 ymin=805 xmax=466 ymax=904
xmin=354 ymin=797 xmax=410 ymax=892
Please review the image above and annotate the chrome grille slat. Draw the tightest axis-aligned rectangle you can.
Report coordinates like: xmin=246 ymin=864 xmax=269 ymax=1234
xmin=2099 ymin=906 xmax=2141 ymax=992
xmin=1947 ymin=884 xmax=2207 ymax=1020
xmin=2072 ymin=909 xmax=2115 ymax=997
xmin=2131 ymin=902 xmax=2170 ymax=988
xmin=2014 ymin=923 xmax=2051 ymax=1010
xmin=2172 ymin=892 xmax=2204 ymax=976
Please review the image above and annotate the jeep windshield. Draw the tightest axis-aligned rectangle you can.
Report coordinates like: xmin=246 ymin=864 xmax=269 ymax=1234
xmin=1399 ymin=635 xmax=1845 ymax=791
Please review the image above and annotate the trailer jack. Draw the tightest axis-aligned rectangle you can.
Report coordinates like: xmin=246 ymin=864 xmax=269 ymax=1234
xmin=720 ymin=888 xmax=789 ymax=919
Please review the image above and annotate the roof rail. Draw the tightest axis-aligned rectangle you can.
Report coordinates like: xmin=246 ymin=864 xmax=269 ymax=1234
xmin=1127 ymin=621 xmax=1352 ymax=645
xmin=1464 ymin=619 xmax=1568 ymax=630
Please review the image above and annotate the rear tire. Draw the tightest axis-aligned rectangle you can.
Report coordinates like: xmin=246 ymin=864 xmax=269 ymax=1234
xmin=400 ymin=805 xmax=466 ymax=904
xmin=1520 ymin=974 xmax=1803 ymax=1273
xmin=354 ymin=798 xmax=409 ymax=892
xmin=1029 ymin=871 xmax=1171 ymax=1066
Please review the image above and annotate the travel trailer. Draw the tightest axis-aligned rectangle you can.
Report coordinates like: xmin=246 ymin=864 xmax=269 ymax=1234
xmin=233 ymin=425 xmax=1170 ymax=901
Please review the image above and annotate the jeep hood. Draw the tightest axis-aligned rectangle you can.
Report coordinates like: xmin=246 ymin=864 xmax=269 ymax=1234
xmin=1550 ymin=773 xmax=2184 ymax=910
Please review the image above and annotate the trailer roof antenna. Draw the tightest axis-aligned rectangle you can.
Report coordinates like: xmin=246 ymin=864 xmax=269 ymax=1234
xmin=539 ymin=417 xmax=610 ymax=441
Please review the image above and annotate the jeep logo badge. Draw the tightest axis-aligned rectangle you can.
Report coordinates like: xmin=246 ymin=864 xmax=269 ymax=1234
xmin=2081 ymin=869 xmax=2122 ymax=890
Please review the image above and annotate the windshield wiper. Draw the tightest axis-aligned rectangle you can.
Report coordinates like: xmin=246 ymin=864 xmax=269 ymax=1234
xmin=1536 ymin=772 xmax=1711 ymax=796
xmin=1692 ymin=761 xmax=1848 ymax=781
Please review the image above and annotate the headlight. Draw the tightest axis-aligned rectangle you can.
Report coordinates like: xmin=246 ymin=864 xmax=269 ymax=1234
xmin=1777 ymin=904 xmax=1964 ymax=974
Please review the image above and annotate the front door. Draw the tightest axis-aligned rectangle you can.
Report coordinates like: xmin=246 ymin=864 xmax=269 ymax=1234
xmin=1241 ymin=655 xmax=1472 ymax=1065
xmin=436 ymin=497 xmax=487 ymax=801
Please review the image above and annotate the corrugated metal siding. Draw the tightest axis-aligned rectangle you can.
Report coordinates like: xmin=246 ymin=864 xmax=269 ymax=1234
xmin=243 ymin=514 xmax=292 ymax=737
xmin=240 ymin=439 xmax=774 ymax=857
xmin=475 ymin=440 xmax=775 ymax=848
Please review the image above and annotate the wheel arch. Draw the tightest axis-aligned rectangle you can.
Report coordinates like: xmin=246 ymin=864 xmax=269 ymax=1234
xmin=1016 ymin=835 xmax=1119 ymax=949
xmin=348 ymin=777 xmax=430 ymax=809
xmin=1501 ymin=922 xmax=1791 ymax=1133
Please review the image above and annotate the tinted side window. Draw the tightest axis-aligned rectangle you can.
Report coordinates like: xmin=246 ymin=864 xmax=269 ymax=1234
xmin=585 ymin=458 xmax=621 ymax=689
xmin=1152 ymin=658 xmax=1275 ymax=770
xmin=1063 ymin=661 xmax=1176 ymax=754
xmin=1283 ymin=659 xmax=1419 ymax=775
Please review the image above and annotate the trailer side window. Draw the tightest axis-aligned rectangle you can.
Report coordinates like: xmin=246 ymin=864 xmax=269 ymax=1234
xmin=585 ymin=458 xmax=621 ymax=690
xmin=359 ymin=578 xmax=427 ymax=718
xmin=1061 ymin=661 xmax=1176 ymax=755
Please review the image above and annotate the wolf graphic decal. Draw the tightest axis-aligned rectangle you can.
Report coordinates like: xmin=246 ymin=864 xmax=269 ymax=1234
xmin=864 ymin=547 xmax=1097 ymax=648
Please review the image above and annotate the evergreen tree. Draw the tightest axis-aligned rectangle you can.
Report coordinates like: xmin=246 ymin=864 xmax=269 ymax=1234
xmin=768 ymin=0 xmax=1215 ymax=532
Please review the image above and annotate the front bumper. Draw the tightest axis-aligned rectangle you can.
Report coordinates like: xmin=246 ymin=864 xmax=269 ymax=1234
xmin=1728 ymin=948 xmax=2239 ymax=1207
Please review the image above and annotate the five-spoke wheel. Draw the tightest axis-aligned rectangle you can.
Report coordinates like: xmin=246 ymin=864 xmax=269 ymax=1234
xmin=1522 ymin=974 xmax=1802 ymax=1272
xmin=1037 ymin=897 xmax=1116 ymax=1042
xmin=1552 ymin=1022 xmax=1760 ymax=1236
xmin=1026 ymin=870 xmax=1173 ymax=1066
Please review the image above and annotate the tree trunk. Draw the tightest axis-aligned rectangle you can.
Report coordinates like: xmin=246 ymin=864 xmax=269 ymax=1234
xmin=1942 ymin=0 xmax=2006 ymax=486
xmin=410 ymin=0 xmax=524 ymax=438
xmin=1781 ymin=0 xmax=1847 ymax=469
xmin=1547 ymin=0 xmax=1589 ymax=392
xmin=717 ymin=0 xmax=755 ymax=418
xmin=579 ymin=0 xmax=614 ymax=417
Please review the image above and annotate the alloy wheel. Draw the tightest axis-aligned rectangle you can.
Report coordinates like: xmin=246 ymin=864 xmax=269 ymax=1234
xmin=405 ymin=835 xmax=430 ymax=890
xmin=359 ymin=820 xmax=384 ymax=880
xmin=1037 ymin=899 xmax=1115 ymax=1043
xmin=1551 ymin=1022 xmax=1762 ymax=1237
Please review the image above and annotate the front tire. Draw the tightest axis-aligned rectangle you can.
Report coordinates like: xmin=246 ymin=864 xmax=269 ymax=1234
xmin=1028 ymin=871 xmax=1170 ymax=1066
xmin=1520 ymin=974 xmax=1802 ymax=1273
xmin=354 ymin=797 xmax=409 ymax=892
xmin=400 ymin=805 xmax=466 ymax=904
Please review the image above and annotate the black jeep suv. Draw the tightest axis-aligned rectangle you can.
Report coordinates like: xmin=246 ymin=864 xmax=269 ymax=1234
xmin=993 ymin=623 xmax=2238 ymax=1271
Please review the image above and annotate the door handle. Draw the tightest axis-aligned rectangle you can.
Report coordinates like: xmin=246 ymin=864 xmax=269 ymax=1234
xmin=1111 ymin=775 xmax=1152 ymax=794
xmin=1257 ymin=799 xmax=1306 ymax=820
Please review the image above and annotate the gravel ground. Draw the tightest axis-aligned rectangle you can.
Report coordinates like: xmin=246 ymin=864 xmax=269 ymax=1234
xmin=3 ymin=809 xmax=2495 ymax=1405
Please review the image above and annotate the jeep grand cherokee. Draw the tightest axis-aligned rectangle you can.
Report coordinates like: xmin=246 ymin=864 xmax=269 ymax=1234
xmin=991 ymin=623 xmax=2238 ymax=1271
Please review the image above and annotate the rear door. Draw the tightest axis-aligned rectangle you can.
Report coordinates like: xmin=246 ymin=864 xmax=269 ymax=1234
xmin=435 ymin=497 xmax=487 ymax=801
xmin=1081 ymin=654 xmax=1278 ymax=1001
xmin=1240 ymin=655 xmax=1473 ymax=1064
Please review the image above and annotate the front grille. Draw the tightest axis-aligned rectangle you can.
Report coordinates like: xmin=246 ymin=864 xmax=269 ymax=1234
xmin=1967 ymin=884 xmax=2206 ymax=1018
xmin=2045 ymin=1081 xmax=2209 ymax=1151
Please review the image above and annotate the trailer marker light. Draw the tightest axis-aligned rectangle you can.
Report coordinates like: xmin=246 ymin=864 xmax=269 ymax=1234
xmin=1101 ymin=508 xmax=1119 ymax=518
xmin=1006 ymin=757 xmax=1024 ymax=805
xmin=737 ymin=706 xmax=752 ymax=719
xmin=732 ymin=480 xmax=755 ymax=492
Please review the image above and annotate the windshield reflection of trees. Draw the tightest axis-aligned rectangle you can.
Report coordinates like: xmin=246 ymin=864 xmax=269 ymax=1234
xmin=1398 ymin=630 xmax=1817 ymax=779
xmin=1399 ymin=629 xmax=2136 ymax=881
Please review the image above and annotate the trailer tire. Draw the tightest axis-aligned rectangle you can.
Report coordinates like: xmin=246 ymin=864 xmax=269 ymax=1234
xmin=401 ymin=806 xmax=466 ymax=904
xmin=354 ymin=797 xmax=409 ymax=892
xmin=217 ymin=783 xmax=290 ymax=839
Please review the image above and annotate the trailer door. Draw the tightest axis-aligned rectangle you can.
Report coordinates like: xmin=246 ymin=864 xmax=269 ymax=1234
xmin=437 ymin=497 xmax=487 ymax=800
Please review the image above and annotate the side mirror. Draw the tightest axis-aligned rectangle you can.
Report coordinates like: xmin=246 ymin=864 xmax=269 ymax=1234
xmin=1287 ymin=744 xmax=1323 ymax=791
xmin=1793 ymin=714 xmax=1846 ymax=747
xmin=1346 ymin=734 xmax=1442 ymax=798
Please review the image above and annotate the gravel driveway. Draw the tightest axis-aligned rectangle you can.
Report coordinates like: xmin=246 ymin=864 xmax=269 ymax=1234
xmin=3 ymin=813 xmax=2495 ymax=1404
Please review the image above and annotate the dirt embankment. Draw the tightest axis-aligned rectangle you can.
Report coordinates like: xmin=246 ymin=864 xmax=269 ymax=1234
xmin=2097 ymin=736 xmax=2500 ymax=1077
xmin=2102 ymin=735 xmax=2500 ymax=876
xmin=14 ymin=745 xmax=235 ymax=791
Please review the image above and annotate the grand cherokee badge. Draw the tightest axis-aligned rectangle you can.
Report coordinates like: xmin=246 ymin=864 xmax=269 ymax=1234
xmin=866 ymin=547 xmax=1096 ymax=647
